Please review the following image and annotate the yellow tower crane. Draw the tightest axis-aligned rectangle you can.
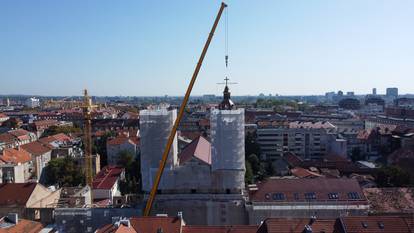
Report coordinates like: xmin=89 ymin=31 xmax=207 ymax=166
xmin=82 ymin=89 xmax=97 ymax=202
xmin=143 ymin=2 xmax=228 ymax=216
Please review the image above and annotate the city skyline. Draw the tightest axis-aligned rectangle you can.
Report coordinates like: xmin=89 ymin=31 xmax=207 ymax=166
xmin=1 ymin=0 xmax=414 ymax=96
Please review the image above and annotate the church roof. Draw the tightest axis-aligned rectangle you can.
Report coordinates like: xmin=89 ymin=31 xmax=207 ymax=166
xmin=179 ymin=136 xmax=211 ymax=165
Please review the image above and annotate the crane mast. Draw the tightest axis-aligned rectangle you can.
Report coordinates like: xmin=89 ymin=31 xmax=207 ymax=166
xmin=143 ymin=2 xmax=228 ymax=216
xmin=82 ymin=89 xmax=96 ymax=202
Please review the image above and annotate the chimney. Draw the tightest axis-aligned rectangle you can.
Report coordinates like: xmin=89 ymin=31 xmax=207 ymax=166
xmin=7 ymin=213 xmax=18 ymax=224
xmin=303 ymin=224 xmax=312 ymax=233
xmin=177 ymin=211 xmax=183 ymax=219
xmin=309 ymin=215 xmax=317 ymax=225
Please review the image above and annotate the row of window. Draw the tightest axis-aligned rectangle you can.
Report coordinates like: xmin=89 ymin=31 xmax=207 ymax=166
xmin=264 ymin=192 xmax=361 ymax=201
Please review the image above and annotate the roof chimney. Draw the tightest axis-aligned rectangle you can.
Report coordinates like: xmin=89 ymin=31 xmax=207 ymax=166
xmin=7 ymin=213 xmax=18 ymax=224
xmin=309 ymin=215 xmax=317 ymax=225
xmin=303 ymin=224 xmax=312 ymax=233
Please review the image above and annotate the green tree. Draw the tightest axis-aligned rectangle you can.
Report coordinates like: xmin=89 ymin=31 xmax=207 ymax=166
xmin=245 ymin=160 xmax=254 ymax=184
xmin=245 ymin=132 xmax=261 ymax=157
xmin=376 ymin=166 xmax=411 ymax=187
xmin=247 ymin=154 xmax=261 ymax=175
xmin=93 ymin=131 xmax=116 ymax=167
xmin=117 ymin=150 xmax=141 ymax=194
xmin=42 ymin=125 xmax=81 ymax=137
xmin=44 ymin=157 xmax=85 ymax=187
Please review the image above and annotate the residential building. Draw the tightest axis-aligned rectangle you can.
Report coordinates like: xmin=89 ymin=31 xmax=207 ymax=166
xmin=0 ymin=148 xmax=33 ymax=183
xmin=21 ymin=141 xmax=52 ymax=181
xmin=257 ymin=121 xmax=337 ymax=160
xmin=247 ymin=178 xmax=369 ymax=224
xmin=92 ymin=166 xmax=125 ymax=205
xmin=0 ymin=213 xmax=44 ymax=233
xmin=96 ymin=216 xmax=258 ymax=233
xmin=106 ymin=135 xmax=139 ymax=165
xmin=0 ymin=183 xmax=60 ymax=219
xmin=0 ymin=113 xmax=9 ymax=124
xmin=0 ymin=129 xmax=37 ymax=152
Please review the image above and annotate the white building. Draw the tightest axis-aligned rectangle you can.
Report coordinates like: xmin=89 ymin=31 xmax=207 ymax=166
xmin=25 ymin=97 xmax=40 ymax=108
xmin=139 ymin=105 xmax=178 ymax=192
xmin=257 ymin=121 xmax=338 ymax=160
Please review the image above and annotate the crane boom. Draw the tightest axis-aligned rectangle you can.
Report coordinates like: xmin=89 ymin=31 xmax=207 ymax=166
xmin=143 ymin=2 xmax=228 ymax=216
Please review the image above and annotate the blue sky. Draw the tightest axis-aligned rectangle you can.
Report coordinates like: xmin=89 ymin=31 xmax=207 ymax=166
xmin=1 ymin=0 xmax=413 ymax=96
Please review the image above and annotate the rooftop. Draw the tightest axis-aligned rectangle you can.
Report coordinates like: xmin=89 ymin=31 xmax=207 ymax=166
xmin=92 ymin=166 xmax=124 ymax=190
xmin=0 ymin=183 xmax=36 ymax=206
xmin=179 ymin=136 xmax=211 ymax=165
xmin=21 ymin=141 xmax=52 ymax=156
xmin=0 ymin=148 xmax=31 ymax=164
xmin=250 ymin=178 xmax=366 ymax=203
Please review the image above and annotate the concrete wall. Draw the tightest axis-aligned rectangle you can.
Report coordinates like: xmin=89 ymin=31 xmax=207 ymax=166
xmin=159 ymin=160 xmax=212 ymax=191
xmin=152 ymin=194 xmax=248 ymax=225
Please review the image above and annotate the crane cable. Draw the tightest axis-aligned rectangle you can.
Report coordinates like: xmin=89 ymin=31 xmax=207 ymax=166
xmin=225 ymin=6 xmax=229 ymax=68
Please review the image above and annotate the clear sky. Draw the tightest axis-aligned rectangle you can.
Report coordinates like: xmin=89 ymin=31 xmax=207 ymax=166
xmin=1 ymin=0 xmax=413 ymax=96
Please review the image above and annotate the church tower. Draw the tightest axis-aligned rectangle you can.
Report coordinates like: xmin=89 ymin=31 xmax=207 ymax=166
xmin=210 ymin=79 xmax=245 ymax=193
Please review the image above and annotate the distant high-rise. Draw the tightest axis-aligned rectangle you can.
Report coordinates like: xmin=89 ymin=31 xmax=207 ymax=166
xmin=210 ymin=83 xmax=245 ymax=193
xmin=386 ymin=87 xmax=398 ymax=98
xmin=372 ymin=88 xmax=377 ymax=95
xmin=25 ymin=97 xmax=40 ymax=108
xmin=139 ymin=105 xmax=178 ymax=192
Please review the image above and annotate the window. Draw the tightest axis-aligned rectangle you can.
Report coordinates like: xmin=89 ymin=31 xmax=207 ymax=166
xmin=328 ymin=192 xmax=339 ymax=199
xmin=348 ymin=192 xmax=360 ymax=199
xmin=272 ymin=193 xmax=285 ymax=201
xmin=294 ymin=193 xmax=300 ymax=200
xmin=305 ymin=192 xmax=316 ymax=200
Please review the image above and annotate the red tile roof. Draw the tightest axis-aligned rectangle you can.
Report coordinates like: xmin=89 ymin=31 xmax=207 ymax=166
xmin=107 ymin=136 xmax=138 ymax=146
xmin=357 ymin=129 xmax=372 ymax=140
xmin=0 ymin=148 xmax=31 ymax=164
xmin=0 ymin=183 xmax=36 ymax=206
xmin=96 ymin=224 xmax=137 ymax=233
xmin=0 ymin=133 xmax=15 ymax=144
xmin=129 ymin=216 xmax=182 ymax=233
xmin=339 ymin=216 xmax=412 ymax=233
xmin=8 ymin=129 xmax=31 ymax=139
xmin=257 ymin=218 xmax=336 ymax=233
xmin=38 ymin=133 xmax=72 ymax=145
xmin=21 ymin=141 xmax=52 ymax=156
xmin=51 ymin=133 xmax=72 ymax=142
xmin=0 ymin=218 xmax=43 ymax=233
xmin=182 ymin=225 xmax=258 ymax=233
xmin=290 ymin=167 xmax=322 ymax=178
xmin=250 ymin=178 xmax=366 ymax=203
xmin=179 ymin=136 xmax=211 ymax=165
xmin=92 ymin=166 xmax=124 ymax=190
